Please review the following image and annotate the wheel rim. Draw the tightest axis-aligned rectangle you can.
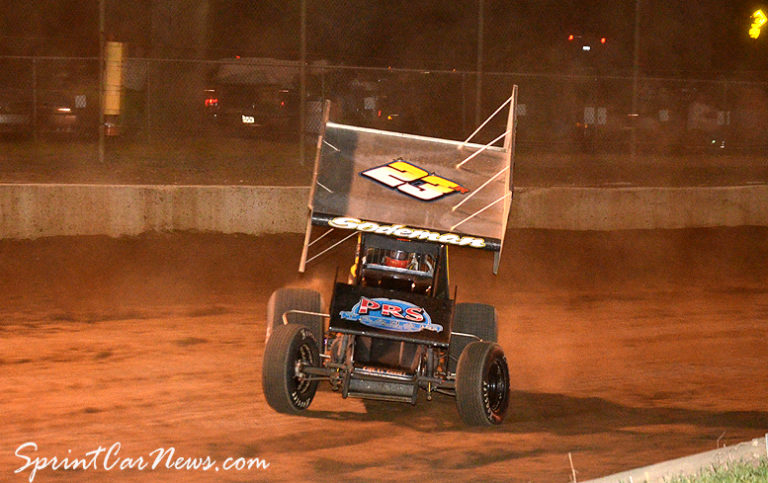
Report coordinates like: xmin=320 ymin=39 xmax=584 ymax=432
xmin=293 ymin=341 xmax=316 ymax=396
xmin=483 ymin=356 xmax=509 ymax=416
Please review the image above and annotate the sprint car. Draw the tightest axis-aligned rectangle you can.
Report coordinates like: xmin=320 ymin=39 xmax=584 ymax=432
xmin=261 ymin=89 xmax=518 ymax=425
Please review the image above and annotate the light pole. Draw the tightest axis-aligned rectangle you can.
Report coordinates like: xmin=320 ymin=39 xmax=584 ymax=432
xmin=99 ymin=0 xmax=105 ymax=163
xmin=299 ymin=0 xmax=306 ymax=165
xmin=631 ymin=0 xmax=640 ymax=157
xmin=475 ymin=0 xmax=484 ymax=127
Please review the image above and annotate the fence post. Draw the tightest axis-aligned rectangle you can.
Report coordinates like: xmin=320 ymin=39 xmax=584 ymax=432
xmin=461 ymin=72 xmax=467 ymax=135
xmin=299 ymin=0 xmax=307 ymax=165
xmin=321 ymin=71 xmax=326 ymax=104
xmin=98 ymin=0 xmax=105 ymax=163
xmin=475 ymin=0 xmax=484 ymax=127
xmin=31 ymin=58 xmax=38 ymax=142
xmin=721 ymin=79 xmax=730 ymax=146
xmin=631 ymin=0 xmax=641 ymax=157
xmin=145 ymin=59 xmax=151 ymax=144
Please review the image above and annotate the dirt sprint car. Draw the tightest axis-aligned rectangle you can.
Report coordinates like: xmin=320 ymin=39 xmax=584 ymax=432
xmin=262 ymin=88 xmax=518 ymax=425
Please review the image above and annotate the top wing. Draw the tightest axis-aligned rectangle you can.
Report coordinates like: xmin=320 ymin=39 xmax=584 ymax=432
xmin=301 ymin=88 xmax=517 ymax=271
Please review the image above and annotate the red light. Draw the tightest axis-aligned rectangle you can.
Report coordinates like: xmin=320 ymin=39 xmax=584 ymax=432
xmin=377 ymin=109 xmax=382 ymax=118
xmin=204 ymin=98 xmax=218 ymax=107
xmin=600 ymin=37 xmax=606 ymax=44
xmin=568 ymin=34 xmax=574 ymax=41
xmin=280 ymin=100 xmax=285 ymax=107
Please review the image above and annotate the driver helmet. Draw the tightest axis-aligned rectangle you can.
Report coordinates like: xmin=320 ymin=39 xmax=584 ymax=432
xmin=384 ymin=249 xmax=410 ymax=269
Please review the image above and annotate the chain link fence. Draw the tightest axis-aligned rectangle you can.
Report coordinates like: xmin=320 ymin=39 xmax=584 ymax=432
xmin=0 ymin=56 xmax=99 ymax=140
xmin=2 ymin=0 xmax=768 ymax=184
xmin=2 ymin=56 xmax=767 ymax=154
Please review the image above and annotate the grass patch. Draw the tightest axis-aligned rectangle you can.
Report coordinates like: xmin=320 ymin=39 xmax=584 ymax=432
xmin=667 ymin=459 xmax=768 ymax=483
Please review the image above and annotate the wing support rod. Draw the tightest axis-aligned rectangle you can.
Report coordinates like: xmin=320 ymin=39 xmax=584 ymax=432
xmin=450 ymin=192 xmax=511 ymax=232
xmin=459 ymin=95 xmax=513 ymax=148
xmin=304 ymin=231 xmax=358 ymax=266
xmin=308 ymin=227 xmax=335 ymax=247
xmin=455 ymin=130 xmax=508 ymax=169
xmin=451 ymin=165 xmax=509 ymax=212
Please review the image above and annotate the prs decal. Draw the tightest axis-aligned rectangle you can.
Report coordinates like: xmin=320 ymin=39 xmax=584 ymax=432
xmin=361 ymin=159 xmax=468 ymax=202
xmin=340 ymin=297 xmax=443 ymax=333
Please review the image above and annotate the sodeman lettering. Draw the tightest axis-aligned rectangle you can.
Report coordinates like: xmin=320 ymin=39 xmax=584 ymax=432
xmin=328 ymin=217 xmax=485 ymax=248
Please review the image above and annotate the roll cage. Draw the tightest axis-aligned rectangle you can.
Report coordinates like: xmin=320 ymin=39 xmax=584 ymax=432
xmin=353 ymin=233 xmax=450 ymax=300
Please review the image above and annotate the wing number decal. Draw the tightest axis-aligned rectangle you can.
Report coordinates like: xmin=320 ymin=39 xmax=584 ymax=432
xmin=361 ymin=159 xmax=468 ymax=202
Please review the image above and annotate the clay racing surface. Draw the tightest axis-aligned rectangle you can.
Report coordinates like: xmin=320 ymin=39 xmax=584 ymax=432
xmin=1 ymin=227 xmax=766 ymax=482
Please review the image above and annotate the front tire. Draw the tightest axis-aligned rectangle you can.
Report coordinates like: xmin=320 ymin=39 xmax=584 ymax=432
xmin=455 ymin=341 xmax=510 ymax=426
xmin=262 ymin=324 xmax=320 ymax=414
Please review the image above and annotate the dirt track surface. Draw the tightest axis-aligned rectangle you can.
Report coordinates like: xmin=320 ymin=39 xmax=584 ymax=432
xmin=1 ymin=228 xmax=767 ymax=482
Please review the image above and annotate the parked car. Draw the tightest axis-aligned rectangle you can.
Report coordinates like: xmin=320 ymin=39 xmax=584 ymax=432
xmin=37 ymin=96 xmax=81 ymax=135
xmin=0 ymin=92 xmax=96 ymax=139
xmin=203 ymin=84 xmax=299 ymax=135
xmin=0 ymin=94 xmax=31 ymax=137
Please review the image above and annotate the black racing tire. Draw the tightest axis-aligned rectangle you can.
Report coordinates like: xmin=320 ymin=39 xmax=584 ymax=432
xmin=266 ymin=288 xmax=323 ymax=350
xmin=455 ymin=341 xmax=510 ymax=426
xmin=448 ymin=303 xmax=497 ymax=374
xmin=262 ymin=323 xmax=320 ymax=414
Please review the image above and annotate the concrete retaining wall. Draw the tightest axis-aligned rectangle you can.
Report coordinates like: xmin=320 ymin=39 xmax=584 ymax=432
xmin=0 ymin=184 xmax=308 ymax=239
xmin=0 ymin=184 xmax=766 ymax=239
xmin=510 ymin=185 xmax=768 ymax=230
xmin=586 ymin=434 xmax=768 ymax=483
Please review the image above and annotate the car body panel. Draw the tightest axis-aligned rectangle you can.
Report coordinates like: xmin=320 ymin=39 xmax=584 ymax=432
xmin=330 ymin=282 xmax=453 ymax=348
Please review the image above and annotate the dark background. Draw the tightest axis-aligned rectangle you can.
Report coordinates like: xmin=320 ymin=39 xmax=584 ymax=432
xmin=2 ymin=1 xmax=768 ymax=160
xmin=1 ymin=0 xmax=766 ymax=77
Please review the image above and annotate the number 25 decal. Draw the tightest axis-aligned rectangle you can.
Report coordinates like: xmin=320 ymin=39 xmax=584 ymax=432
xmin=361 ymin=159 xmax=469 ymax=202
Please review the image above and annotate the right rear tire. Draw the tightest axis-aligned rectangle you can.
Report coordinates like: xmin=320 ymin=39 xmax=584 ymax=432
xmin=455 ymin=341 xmax=510 ymax=426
